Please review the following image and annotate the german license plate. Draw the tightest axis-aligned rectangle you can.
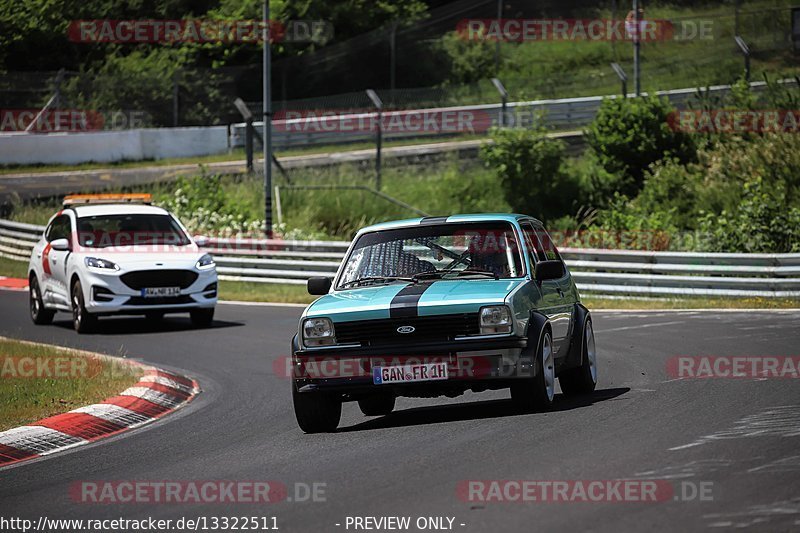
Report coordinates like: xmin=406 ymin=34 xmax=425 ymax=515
xmin=373 ymin=362 xmax=448 ymax=385
xmin=141 ymin=287 xmax=180 ymax=298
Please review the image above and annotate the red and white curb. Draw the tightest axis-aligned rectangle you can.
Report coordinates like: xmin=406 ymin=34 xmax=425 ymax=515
xmin=0 ymin=276 xmax=28 ymax=291
xmin=0 ymin=351 xmax=199 ymax=469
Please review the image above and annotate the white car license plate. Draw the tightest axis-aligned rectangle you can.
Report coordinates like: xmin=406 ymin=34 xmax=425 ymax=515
xmin=373 ymin=362 xmax=448 ymax=385
xmin=141 ymin=287 xmax=181 ymax=298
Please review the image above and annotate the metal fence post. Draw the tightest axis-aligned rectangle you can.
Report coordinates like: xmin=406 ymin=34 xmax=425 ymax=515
xmin=172 ymin=70 xmax=180 ymax=127
xmin=491 ymin=78 xmax=509 ymax=127
xmin=245 ymin=118 xmax=254 ymax=173
xmin=735 ymin=36 xmax=751 ymax=81
xmin=611 ymin=63 xmax=628 ymax=97
xmin=366 ymin=89 xmax=383 ymax=191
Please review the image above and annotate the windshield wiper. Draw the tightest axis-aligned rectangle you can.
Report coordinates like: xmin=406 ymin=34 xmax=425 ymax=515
xmin=411 ymin=269 xmax=450 ymax=281
xmin=340 ymin=276 xmax=416 ymax=288
xmin=455 ymin=269 xmax=500 ymax=280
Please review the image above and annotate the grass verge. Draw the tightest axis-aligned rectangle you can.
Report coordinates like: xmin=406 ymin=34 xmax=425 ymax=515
xmin=0 ymin=256 xmax=29 ymax=279
xmin=0 ymin=338 xmax=143 ymax=432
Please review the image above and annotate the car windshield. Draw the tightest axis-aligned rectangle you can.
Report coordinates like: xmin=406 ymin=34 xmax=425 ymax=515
xmin=337 ymin=222 xmax=525 ymax=289
xmin=76 ymin=214 xmax=191 ymax=248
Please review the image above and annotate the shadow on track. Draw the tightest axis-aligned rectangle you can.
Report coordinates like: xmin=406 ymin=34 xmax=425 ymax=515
xmin=339 ymin=387 xmax=630 ymax=432
xmin=50 ymin=316 xmax=243 ymax=336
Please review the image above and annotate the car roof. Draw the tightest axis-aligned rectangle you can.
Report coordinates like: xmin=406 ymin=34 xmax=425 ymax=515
xmin=357 ymin=213 xmax=542 ymax=234
xmin=68 ymin=204 xmax=171 ymax=218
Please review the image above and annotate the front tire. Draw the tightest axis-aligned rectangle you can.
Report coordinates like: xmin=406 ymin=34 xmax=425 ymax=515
xmin=358 ymin=393 xmax=395 ymax=416
xmin=190 ymin=308 xmax=214 ymax=328
xmin=559 ymin=318 xmax=597 ymax=395
xmin=71 ymin=280 xmax=96 ymax=334
xmin=292 ymin=383 xmax=342 ymax=433
xmin=510 ymin=329 xmax=555 ymax=412
xmin=29 ymin=276 xmax=54 ymax=325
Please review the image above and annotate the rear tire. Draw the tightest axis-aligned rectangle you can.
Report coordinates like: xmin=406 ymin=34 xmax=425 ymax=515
xmin=510 ymin=330 xmax=555 ymax=412
xmin=190 ymin=308 xmax=214 ymax=328
xmin=358 ymin=393 xmax=395 ymax=416
xmin=559 ymin=318 xmax=597 ymax=395
xmin=29 ymin=276 xmax=54 ymax=325
xmin=71 ymin=280 xmax=96 ymax=334
xmin=292 ymin=383 xmax=342 ymax=433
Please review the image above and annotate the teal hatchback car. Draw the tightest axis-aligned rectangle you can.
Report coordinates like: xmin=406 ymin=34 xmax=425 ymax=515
xmin=291 ymin=214 xmax=597 ymax=432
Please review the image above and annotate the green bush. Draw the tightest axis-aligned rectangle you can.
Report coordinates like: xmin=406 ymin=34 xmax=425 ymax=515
xmin=593 ymin=132 xmax=800 ymax=252
xmin=585 ymin=95 xmax=697 ymax=198
xmin=698 ymin=178 xmax=800 ymax=253
xmin=479 ymin=127 xmax=579 ymax=221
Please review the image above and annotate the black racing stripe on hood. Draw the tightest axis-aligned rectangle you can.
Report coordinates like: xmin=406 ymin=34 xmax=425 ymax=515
xmin=389 ymin=282 xmax=433 ymax=318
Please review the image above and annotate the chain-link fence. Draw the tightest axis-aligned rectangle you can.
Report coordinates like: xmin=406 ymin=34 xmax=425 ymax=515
xmin=2 ymin=1 xmax=797 ymax=129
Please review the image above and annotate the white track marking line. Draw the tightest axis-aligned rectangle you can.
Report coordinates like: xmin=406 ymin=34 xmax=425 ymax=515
xmin=596 ymin=320 xmax=685 ymax=333
xmin=219 ymin=299 xmax=307 ymax=308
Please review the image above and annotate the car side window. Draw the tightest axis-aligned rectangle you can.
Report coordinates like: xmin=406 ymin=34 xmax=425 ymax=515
xmin=520 ymin=223 xmax=542 ymax=265
xmin=46 ymin=215 xmax=71 ymax=243
xmin=533 ymin=226 xmax=563 ymax=263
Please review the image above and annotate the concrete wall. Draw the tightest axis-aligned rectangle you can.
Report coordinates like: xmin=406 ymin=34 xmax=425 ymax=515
xmin=0 ymin=126 xmax=229 ymax=165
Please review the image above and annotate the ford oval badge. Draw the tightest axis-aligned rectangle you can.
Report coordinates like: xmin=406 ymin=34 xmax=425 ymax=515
xmin=397 ymin=326 xmax=416 ymax=334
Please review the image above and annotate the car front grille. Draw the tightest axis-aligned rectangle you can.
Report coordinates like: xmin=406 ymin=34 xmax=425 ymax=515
xmin=335 ymin=313 xmax=480 ymax=347
xmin=120 ymin=270 xmax=198 ymax=290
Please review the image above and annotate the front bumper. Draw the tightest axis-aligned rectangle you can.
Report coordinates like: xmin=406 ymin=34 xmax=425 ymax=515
xmin=82 ymin=268 xmax=217 ymax=314
xmin=292 ymin=336 xmax=532 ymax=396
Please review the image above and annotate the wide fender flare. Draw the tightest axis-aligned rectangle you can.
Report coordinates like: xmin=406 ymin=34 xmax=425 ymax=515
xmin=519 ymin=311 xmax=551 ymax=377
xmin=564 ymin=303 xmax=591 ymax=370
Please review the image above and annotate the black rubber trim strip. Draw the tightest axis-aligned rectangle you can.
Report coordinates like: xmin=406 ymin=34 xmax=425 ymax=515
xmin=389 ymin=283 xmax=432 ymax=318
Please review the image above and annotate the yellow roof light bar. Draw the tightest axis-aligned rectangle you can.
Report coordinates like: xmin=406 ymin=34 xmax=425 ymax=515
xmin=63 ymin=194 xmax=152 ymax=206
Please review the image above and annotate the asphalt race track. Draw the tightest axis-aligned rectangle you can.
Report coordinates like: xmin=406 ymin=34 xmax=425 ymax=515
xmin=1 ymin=289 xmax=799 ymax=532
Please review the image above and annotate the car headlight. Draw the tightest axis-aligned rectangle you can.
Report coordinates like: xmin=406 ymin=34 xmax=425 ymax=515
xmin=196 ymin=253 xmax=215 ymax=270
xmin=85 ymin=257 xmax=119 ymax=271
xmin=480 ymin=305 xmax=512 ymax=335
xmin=303 ymin=317 xmax=336 ymax=347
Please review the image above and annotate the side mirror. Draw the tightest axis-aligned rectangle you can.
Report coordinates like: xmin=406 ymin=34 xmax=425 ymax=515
xmin=50 ymin=238 xmax=70 ymax=252
xmin=307 ymin=277 xmax=332 ymax=295
xmin=534 ymin=260 xmax=564 ymax=282
xmin=194 ymin=235 xmax=209 ymax=247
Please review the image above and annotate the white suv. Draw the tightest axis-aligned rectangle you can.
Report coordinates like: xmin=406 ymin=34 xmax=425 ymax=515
xmin=28 ymin=194 xmax=218 ymax=333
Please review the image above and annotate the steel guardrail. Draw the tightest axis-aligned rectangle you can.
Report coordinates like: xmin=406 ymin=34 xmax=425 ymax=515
xmin=230 ymin=79 xmax=796 ymax=150
xmin=2 ymin=218 xmax=799 ymax=298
